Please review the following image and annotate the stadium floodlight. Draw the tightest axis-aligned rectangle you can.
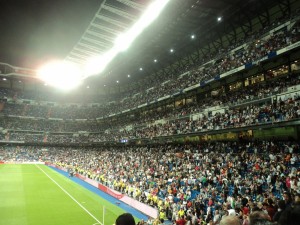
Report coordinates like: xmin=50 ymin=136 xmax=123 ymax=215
xmin=84 ymin=49 xmax=118 ymax=77
xmin=114 ymin=0 xmax=171 ymax=52
xmin=37 ymin=60 xmax=83 ymax=90
xmin=84 ymin=0 xmax=170 ymax=77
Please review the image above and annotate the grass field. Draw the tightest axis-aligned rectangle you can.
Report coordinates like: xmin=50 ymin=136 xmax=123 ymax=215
xmin=0 ymin=164 xmax=132 ymax=225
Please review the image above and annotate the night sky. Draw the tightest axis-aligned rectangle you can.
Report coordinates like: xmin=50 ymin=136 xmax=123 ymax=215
xmin=0 ymin=0 xmax=102 ymax=69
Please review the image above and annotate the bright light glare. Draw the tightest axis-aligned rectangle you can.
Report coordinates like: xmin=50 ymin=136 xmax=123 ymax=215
xmin=86 ymin=0 xmax=171 ymax=75
xmin=114 ymin=0 xmax=171 ymax=51
xmin=37 ymin=60 xmax=83 ymax=90
xmin=84 ymin=50 xmax=118 ymax=77
xmin=38 ymin=0 xmax=171 ymax=89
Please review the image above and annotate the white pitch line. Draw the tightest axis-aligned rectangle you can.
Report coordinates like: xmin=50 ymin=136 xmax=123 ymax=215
xmin=36 ymin=165 xmax=103 ymax=225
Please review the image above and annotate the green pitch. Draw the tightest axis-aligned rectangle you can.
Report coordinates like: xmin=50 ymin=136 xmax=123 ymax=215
xmin=0 ymin=164 xmax=130 ymax=225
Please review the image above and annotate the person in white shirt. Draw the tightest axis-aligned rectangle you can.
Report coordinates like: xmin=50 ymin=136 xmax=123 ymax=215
xmin=228 ymin=209 xmax=236 ymax=216
xmin=290 ymin=154 xmax=297 ymax=167
xmin=213 ymin=210 xmax=221 ymax=225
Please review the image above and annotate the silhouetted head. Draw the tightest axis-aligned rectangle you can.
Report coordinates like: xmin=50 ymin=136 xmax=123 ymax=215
xmin=116 ymin=213 xmax=136 ymax=225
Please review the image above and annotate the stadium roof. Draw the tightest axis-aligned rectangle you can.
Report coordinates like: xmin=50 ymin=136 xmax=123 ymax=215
xmin=0 ymin=0 xmax=294 ymax=88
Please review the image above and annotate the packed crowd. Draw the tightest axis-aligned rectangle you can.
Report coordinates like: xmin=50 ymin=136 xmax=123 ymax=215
xmin=1 ymin=73 xmax=300 ymax=143
xmin=2 ymin=69 xmax=299 ymax=121
xmin=1 ymin=132 xmax=121 ymax=144
xmin=0 ymin=142 xmax=299 ymax=225
xmin=130 ymin=94 xmax=300 ymax=139
xmin=2 ymin=118 xmax=104 ymax=133
xmin=2 ymin=66 xmax=300 ymax=134
xmin=121 ymin=25 xmax=300 ymax=110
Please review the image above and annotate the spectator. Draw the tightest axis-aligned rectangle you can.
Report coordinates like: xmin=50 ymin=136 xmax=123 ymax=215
xmin=116 ymin=213 xmax=136 ymax=225
xmin=278 ymin=204 xmax=300 ymax=225
xmin=248 ymin=211 xmax=270 ymax=225
xmin=272 ymin=200 xmax=285 ymax=222
xmin=220 ymin=216 xmax=241 ymax=225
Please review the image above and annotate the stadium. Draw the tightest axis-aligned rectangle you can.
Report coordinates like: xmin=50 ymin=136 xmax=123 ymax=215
xmin=0 ymin=0 xmax=300 ymax=225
